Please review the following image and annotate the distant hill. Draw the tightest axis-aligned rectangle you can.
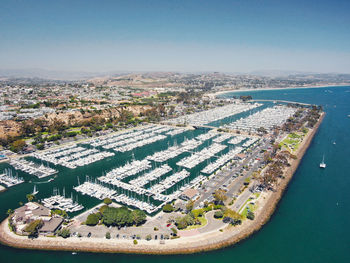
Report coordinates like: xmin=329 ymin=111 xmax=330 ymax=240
xmin=0 ymin=68 xmax=105 ymax=81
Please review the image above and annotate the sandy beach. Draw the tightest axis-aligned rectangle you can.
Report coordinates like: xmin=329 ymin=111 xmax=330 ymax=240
xmin=0 ymin=113 xmax=325 ymax=254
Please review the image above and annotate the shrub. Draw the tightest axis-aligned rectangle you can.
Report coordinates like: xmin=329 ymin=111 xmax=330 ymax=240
xmin=191 ymin=209 xmax=204 ymax=218
xmin=247 ymin=211 xmax=255 ymax=220
xmin=146 ymin=234 xmax=152 ymax=241
xmin=162 ymin=204 xmax=174 ymax=213
xmin=103 ymin=198 xmax=112 ymax=205
xmin=57 ymin=228 xmax=70 ymax=238
xmin=133 ymin=239 xmax=138 ymax=245
xmin=214 ymin=211 xmax=223 ymax=219
xmin=105 ymin=232 xmax=111 ymax=239
xmin=171 ymin=227 xmax=178 ymax=236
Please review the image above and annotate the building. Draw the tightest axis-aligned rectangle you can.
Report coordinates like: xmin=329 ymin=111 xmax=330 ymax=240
xmin=180 ymin=188 xmax=200 ymax=201
xmin=11 ymin=202 xmax=63 ymax=235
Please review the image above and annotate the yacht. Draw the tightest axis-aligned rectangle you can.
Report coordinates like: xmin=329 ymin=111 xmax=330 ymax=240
xmin=320 ymin=155 xmax=326 ymax=169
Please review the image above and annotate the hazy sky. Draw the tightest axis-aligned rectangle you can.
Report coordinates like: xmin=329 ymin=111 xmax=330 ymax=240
xmin=1 ymin=0 xmax=350 ymax=73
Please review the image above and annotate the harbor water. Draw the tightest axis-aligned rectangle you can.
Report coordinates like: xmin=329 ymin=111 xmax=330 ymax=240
xmin=0 ymin=86 xmax=349 ymax=262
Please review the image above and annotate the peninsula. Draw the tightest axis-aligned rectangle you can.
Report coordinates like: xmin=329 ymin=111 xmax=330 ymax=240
xmin=0 ymin=92 xmax=324 ymax=254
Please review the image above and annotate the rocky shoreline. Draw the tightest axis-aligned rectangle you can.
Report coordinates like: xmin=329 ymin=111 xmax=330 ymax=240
xmin=0 ymin=113 xmax=325 ymax=255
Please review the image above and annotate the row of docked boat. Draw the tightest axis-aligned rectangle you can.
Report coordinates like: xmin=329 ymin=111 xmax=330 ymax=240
xmin=196 ymin=132 xmax=218 ymax=141
xmin=33 ymin=147 xmax=114 ymax=169
xmin=0 ymin=168 xmax=24 ymax=187
xmin=228 ymin=135 xmax=247 ymax=145
xmin=148 ymin=170 xmax=190 ymax=194
xmin=165 ymin=127 xmax=187 ymax=136
xmin=201 ymin=146 xmax=243 ymax=174
xmin=103 ymin=131 xmax=155 ymax=150
xmin=213 ymin=133 xmax=234 ymax=143
xmin=176 ymin=143 xmax=227 ymax=169
xmin=105 ymin=159 xmax=151 ymax=180
xmin=86 ymin=124 xmax=176 ymax=149
xmin=74 ymin=181 xmax=159 ymax=213
xmin=242 ymin=137 xmax=260 ymax=148
xmin=224 ymin=105 xmax=297 ymax=132
xmin=43 ymin=145 xmax=86 ymax=159
xmin=74 ymin=181 xmax=117 ymax=200
xmin=9 ymin=159 xmax=57 ymax=178
xmin=114 ymin=194 xmax=157 ymax=213
xmin=41 ymin=190 xmax=84 ymax=212
xmin=97 ymin=175 xmax=170 ymax=203
xmin=113 ymin=134 xmax=166 ymax=152
xmin=167 ymin=102 xmax=261 ymax=126
xmin=98 ymin=176 xmax=149 ymax=195
xmin=128 ymin=164 xmax=172 ymax=187
xmin=146 ymin=137 xmax=203 ymax=163
xmin=57 ymin=148 xmax=98 ymax=162
xmin=89 ymin=130 xmax=144 ymax=148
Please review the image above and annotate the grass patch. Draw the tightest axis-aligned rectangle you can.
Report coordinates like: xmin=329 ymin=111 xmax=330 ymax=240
xmin=280 ymin=132 xmax=305 ymax=153
xmin=183 ymin=216 xmax=207 ymax=230
xmin=241 ymin=203 xmax=257 ymax=218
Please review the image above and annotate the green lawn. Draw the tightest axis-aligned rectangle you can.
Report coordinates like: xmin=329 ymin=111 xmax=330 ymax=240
xmin=183 ymin=216 xmax=208 ymax=230
xmin=279 ymin=132 xmax=305 ymax=153
xmin=241 ymin=203 xmax=257 ymax=218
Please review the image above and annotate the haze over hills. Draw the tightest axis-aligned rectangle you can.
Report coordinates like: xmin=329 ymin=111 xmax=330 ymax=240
xmin=1 ymin=68 xmax=350 ymax=82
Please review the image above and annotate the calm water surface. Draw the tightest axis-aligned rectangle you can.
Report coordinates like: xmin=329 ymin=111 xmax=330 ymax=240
xmin=0 ymin=86 xmax=349 ymax=263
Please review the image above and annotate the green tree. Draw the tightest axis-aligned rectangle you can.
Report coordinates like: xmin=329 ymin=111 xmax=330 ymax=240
xmin=10 ymin=139 xmax=26 ymax=153
xmin=26 ymin=194 xmax=35 ymax=202
xmin=247 ymin=211 xmax=255 ymax=220
xmin=103 ymin=198 xmax=112 ymax=205
xmin=24 ymin=219 xmax=43 ymax=237
xmin=185 ymin=200 xmax=194 ymax=213
xmin=171 ymin=227 xmax=178 ymax=236
xmin=131 ymin=209 xmax=146 ymax=226
xmin=57 ymin=228 xmax=70 ymax=238
xmin=213 ymin=189 xmax=227 ymax=205
xmin=162 ymin=204 xmax=174 ymax=213
xmin=86 ymin=213 xmax=99 ymax=226
xmin=6 ymin=209 xmax=13 ymax=216
xmin=105 ymin=232 xmax=111 ymax=239
xmin=214 ymin=210 xmax=223 ymax=219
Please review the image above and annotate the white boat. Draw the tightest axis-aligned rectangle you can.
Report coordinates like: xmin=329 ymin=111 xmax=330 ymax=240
xmin=320 ymin=155 xmax=326 ymax=169
xmin=32 ymin=185 xmax=39 ymax=195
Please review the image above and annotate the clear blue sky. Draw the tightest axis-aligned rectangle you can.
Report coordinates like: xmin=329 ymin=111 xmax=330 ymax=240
xmin=0 ymin=0 xmax=349 ymax=73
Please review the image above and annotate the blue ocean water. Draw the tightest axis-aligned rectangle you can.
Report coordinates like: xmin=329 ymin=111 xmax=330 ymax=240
xmin=0 ymin=86 xmax=349 ymax=262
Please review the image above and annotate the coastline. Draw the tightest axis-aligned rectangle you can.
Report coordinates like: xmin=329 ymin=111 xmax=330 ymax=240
xmin=0 ymin=113 xmax=325 ymax=255
xmin=210 ymin=84 xmax=349 ymax=97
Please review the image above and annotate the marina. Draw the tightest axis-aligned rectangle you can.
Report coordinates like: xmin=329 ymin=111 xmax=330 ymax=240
xmin=167 ymin=101 xmax=262 ymax=126
xmin=42 ymin=190 xmax=84 ymax=212
xmin=9 ymin=159 xmax=57 ymax=178
xmin=201 ymin=147 xmax=243 ymax=174
xmin=176 ymin=143 xmax=227 ymax=169
xmin=105 ymin=159 xmax=152 ymax=180
xmin=224 ymin=105 xmax=297 ymax=132
xmin=0 ymin=168 xmax=24 ymax=187
xmin=32 ymin=146 xmax=114 ymax=169
xmin=148 ymin=170 xmax=190 ymax=194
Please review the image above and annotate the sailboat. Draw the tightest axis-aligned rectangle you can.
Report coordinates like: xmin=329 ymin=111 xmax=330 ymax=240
xmin=319 ymin=155 xmax=326 ymax=169
xmin=32 ymin=185 xmax=39 ymax=195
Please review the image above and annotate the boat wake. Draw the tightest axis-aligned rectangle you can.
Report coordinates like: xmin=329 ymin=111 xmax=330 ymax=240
xmin=33 ymin=177 xmax=56 ymax=184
